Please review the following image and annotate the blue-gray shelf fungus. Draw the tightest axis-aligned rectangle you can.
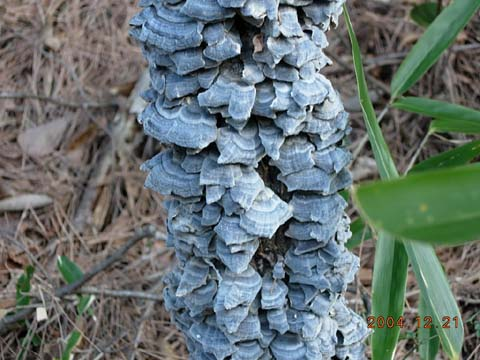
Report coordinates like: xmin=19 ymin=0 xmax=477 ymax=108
xmin=131 ymin=0 xmax=369 ymax=358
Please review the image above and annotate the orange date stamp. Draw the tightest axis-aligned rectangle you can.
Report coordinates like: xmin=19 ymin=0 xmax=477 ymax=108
xmin=366 ymin=316 xmax=460 ymax=329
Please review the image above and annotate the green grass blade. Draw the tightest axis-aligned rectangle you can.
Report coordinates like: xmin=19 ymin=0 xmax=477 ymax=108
xmin=410 ymin=2 xmax=440 ymax=28
xmin=344 ymin=4 xmax=398 ymax=180
xmin=16 ymin=265 xmax=35 ymax=308
xmin=411 ymin=140 xmax=480 ymax=173
xmin=418 ymin=295 xmax=440 ymax=360
xmin=393 ymin=97 xmax=480 ymax=122
xmin=17 ymin=327 xmax=39 ymax=360
xmin=371 ymin=232 xmax=409 ymax=360
xmin=345 ymin=6 xmax=466 ymax=359
xmin=393 ymin=97 xmax=480 ymax=133
xmin=353 ymin=163 xmax=480 ymax=245
xmin=344 ymin=6 xmax=407 ymax=359
xmin=405 ymin=242 xmax=464 ymax=359
xmin=61 ymin=330 xmax=82 ymax=360
xmin=431 ymin=119 xmax=480 ymax=134
xmin=391 ymin=0 xmax=480 ymax=98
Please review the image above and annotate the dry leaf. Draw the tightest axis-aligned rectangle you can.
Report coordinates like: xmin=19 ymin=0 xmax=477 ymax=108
xmin=129 ymin=70 xmax=150 ymax=115
xmin=0 ymin=194 xmax=53 ymax=212
xmin=18 ymin=118 xmax=69 ymax=157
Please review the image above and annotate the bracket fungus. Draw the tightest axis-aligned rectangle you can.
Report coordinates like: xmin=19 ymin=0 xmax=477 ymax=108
xmin=131 ymin=0 xmax=369 ymax=358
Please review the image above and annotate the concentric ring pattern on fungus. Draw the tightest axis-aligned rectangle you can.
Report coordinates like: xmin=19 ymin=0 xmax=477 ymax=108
xmin=131 ymin=1 xmax=369 ymax=359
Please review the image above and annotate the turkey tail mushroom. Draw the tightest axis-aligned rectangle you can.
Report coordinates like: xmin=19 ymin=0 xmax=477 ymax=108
xmin=131 ymin=0 xmax=369 ymax=358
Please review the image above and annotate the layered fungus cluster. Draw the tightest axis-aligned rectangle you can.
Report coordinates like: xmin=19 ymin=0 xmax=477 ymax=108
xmin=131 ymin=0 xmax=369 ymax=359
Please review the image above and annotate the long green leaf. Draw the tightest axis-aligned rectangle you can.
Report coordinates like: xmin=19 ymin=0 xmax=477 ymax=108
xmin=412 ymin=140 xmax=480 ymax=173
xmin=418 ymin=295 xmax=440 ymax=360
xmin=393 ymin=97 xmax=480 ymax=122
xmin=344 ymin=7 xmax=407 ymax=359
xmin=17 ymin=327 xmax=39 ymax=360
xmin=371 ymin=232 xmax=409 ymax=359
xmin=348 ymin=137 xmax=480 ymax=247
xmin=393 ymin=97 xmax=480 ymax=133
xmin=353 ymin=163 xmax=480 ymax=245
xmin=57 ymin=256 xmax=94 ymax=316
xmin=431 ymin=119 xmax=480 ymax=134
xmin=345 ymin=5 xmax=465 ymax=359
xmin=405 ymin=242 xmax=464 ymax=359
xmin=61 ymin=330 xmax=82 ymax=360
xmin=391 ymin=0 xmax=480 ymax=98
xmin=344 ymin=5 xmax=398 ymax=180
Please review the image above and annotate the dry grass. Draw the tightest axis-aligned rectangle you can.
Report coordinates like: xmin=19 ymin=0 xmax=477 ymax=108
xmin=0 ymin=0 xmax=478 ymax=359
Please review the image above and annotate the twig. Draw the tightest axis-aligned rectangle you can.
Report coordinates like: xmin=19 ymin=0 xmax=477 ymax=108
xmin=0 ymin=92 xmax=118 ymax=109
xmin=72 ymin=71 xmax=148 ymax=231
xmin=56 ymin=227 xmax=156 ymax=297
xmin=457 ymin=297 xmax=480 ymax=305
xmin=72 ymin=140 xmax=112 ymax=231
xmin=404 ymin=133 xmax=430 ymax=174
xmin=400 ymin=333 xmax=440 ymax=360
xmin=79 ymin=287 xmax=162 ymax=302
xmin=2 ymin=285 xmax=164 ymax=311
xmin=467 ymin=343 xmax=480 ymax=360
xmin=431 ymin=133 xmax=472 ymax=145
xmin=0 ymin=227 xmax=155 ymax=335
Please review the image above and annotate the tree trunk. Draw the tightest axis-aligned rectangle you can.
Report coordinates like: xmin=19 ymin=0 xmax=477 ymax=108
xmin=131 ymin=0 xmax=369 ymax=359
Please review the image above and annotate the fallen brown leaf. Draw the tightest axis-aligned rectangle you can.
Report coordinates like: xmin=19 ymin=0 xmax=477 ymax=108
xmin=18 ymin=118 xmax=69 ymax=157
